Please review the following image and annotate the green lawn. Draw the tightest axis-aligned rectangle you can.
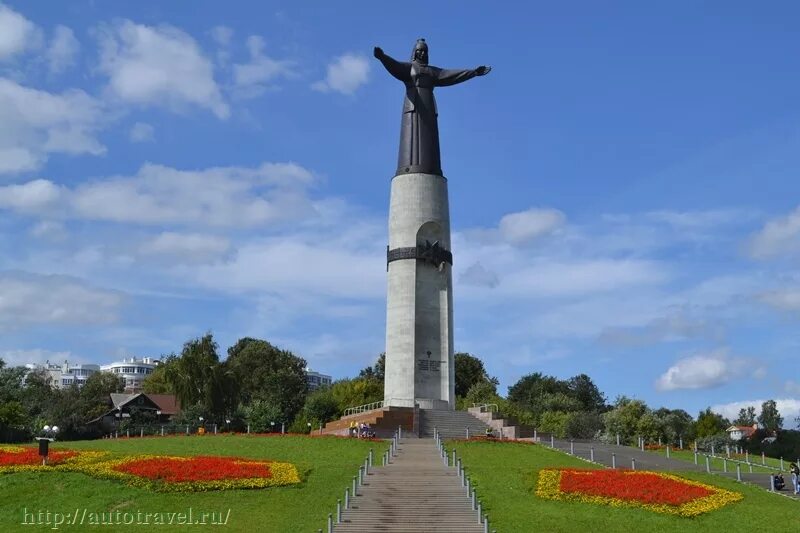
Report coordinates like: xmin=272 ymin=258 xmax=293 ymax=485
xmin=0 ymin=434 xmax=383 ymax=532
xmin=447 ymin=440 xmax=799 ymax=533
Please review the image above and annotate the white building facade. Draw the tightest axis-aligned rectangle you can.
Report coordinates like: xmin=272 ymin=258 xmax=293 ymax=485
xmin=25 ymin=360 xmax=101 ymax=389
xmin=100 ymin=357 xmax=159 ymax=392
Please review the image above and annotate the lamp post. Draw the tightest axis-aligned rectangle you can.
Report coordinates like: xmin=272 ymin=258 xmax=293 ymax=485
xmin=307 ymin=422 xmax=312 ymax=435
xmin=198 ymin=416 xmax=205 ymax=435
xmin=36 ymin=425 xmax=59 ymax=465
xmin=156 ymin=410 xmax=162 ymax=436
xmin=270 ymin=421 xmax=275 ymax=434
xmin=225 ymin=419 xmax=231 ymax=434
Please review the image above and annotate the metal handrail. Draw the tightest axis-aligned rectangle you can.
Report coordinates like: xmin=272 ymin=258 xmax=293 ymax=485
xmin=344 ymin=400 xmax=384 ymax=417
xmin=471 ymin=403 xmax=498 ymax=413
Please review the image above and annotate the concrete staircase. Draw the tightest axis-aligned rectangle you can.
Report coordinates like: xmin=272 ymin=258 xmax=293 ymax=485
xmin=418 ymin=409 xmax=491 ymax=439
xmin=336 ymin=438 xmax=483 ymax=532
xmin=467 ymin=407 xmax=535 ymax=439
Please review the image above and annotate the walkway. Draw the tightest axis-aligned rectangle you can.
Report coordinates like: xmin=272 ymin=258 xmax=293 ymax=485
xmin=336 ymin=438 xmax=485 ymax=532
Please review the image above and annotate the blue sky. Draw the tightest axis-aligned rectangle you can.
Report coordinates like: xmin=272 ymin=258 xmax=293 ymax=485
xmin=1 ymin=1 xmax=799 ymax=424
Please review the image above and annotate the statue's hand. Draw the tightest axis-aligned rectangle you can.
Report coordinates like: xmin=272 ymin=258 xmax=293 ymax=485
xmin=373 ymin=46 xmax=384 ymax=59
xmin=475 ymin=65 xmax=492 ymax=76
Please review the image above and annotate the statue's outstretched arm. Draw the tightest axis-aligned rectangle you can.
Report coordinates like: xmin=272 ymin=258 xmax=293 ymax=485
xmin=436 ymin=66 xmax=491 ymax=87
xmin=374 ymin=47 xmax=411 ymax=82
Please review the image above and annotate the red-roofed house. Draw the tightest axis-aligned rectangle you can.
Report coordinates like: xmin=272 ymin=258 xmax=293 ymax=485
xmin=726 ymin=423 xmax=758 ymax=441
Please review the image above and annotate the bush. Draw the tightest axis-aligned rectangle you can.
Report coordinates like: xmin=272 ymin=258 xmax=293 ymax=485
xmin=565 ymin=411 xmax=603 ymax=439
xmin=538 ymin=411 xmax=571 ymax=438
xmin=695 ymin=434 xmax=733 ymax=453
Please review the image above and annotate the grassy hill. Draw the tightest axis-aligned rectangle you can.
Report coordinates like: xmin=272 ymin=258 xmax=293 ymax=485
xmin=1 ymin=434 xmax=379 ymax=532
xmin=449 ymin=440 xmax=798 ymax=533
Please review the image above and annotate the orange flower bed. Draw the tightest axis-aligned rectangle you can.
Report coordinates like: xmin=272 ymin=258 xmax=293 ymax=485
xmin=0 ymin=446 xmax=77 ymax=466
xmin=536 ymin=468 xmax=742 ymax=517
xmin=113 ymin=456 xmax=273 ymax=483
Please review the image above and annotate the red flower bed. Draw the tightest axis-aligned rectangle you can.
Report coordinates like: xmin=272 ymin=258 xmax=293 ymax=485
xmin=560 ymin=469 xmax=711 ymax=505
xmin=0 ymin=446 xmax=77 ymax=466
xmin=113 ymin=456 xmax=272 ymax=483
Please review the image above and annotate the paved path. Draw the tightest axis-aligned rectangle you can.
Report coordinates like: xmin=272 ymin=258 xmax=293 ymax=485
xmin=543 ymin=436 xmax=800 ymax=500
xmin=336 ymin=438 xmax=485 ymax=532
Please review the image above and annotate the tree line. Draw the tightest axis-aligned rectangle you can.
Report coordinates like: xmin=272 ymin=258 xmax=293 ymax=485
xmin=1 ymin=335 xmax=799 ymax=454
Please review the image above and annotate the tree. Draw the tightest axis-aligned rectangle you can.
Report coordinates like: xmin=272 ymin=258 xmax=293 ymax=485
xmin=225 ymin=337 xmax=307 ymax=422
xmin=567 ymin=374 xmax=607 ymax=412
xmin=244 ymin=400 xmax=283 ymax=433
xmin=454 ymin=353 xmax=497 ymax=398
xmin=302 ymin=388 xmax=339 ymax=425
xmin=758 ymin=399 xmax=783 ymax=433
xmin=465 ymin=381 xmax=498 ymax=406
xmin=508 ymin=373 xmax=569 ymax=412
xmin=328 ymin=378 xmax=383 ymax=413
xmin=657 ymin=408 xmax=695 ymax=444
xmin=359 ymin=353 xmax=385 ymax=381
xmin=142 ymin=360 xmax=175 ymax=394
xmin=78 ymin=372 xmax=124 ymax=422
xmin=164 ymin=334 xmax=236 ymax=421
xmin=734 ymin=406 xmax=757 ymax=426
xmin=601 ymin=396 xmax=649 ymax=444
xmin=695 ymin=408 xmax=729 ymax=438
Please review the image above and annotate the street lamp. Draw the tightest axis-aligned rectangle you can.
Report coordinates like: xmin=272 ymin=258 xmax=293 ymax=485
xmin=36 ymin=425 xmax=59 ymax=465
xmin=270 ymin=421 xmax=275 ymax=433
xmin=307 ymin=422 xmax=312 ymax=435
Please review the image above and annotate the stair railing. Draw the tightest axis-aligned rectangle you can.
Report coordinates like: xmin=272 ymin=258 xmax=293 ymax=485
xmin=471 ymin=403 xmax=498 ymax=413
xmin=344 ymin=400 xmax=384 ymax=417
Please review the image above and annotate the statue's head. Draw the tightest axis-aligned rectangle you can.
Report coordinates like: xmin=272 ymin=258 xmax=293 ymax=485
xmin=411 ymin=39 xmax=428 ymax=64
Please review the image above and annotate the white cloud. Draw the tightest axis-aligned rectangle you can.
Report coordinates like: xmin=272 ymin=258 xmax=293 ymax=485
xmin=46 ymin=25 xmax=79 ymax=74
xmin=0 ymin=4 xmax=42 ymax=61
xmin=459 ymin=262 xmax=499 ymax=288
xmin=599 ymin=314 xmax=722 ymax=347
xmin=232 ymin=35 xmax=294 ymax=98
xmin=0 ymin=272 xmax=122 ymax=329
xmin=498 ymin=208 xmax=565 ymax=244
xmin=747 ymin=205 xmax=800 ymax=259
xmin=96 ymin=20 xmax=229 ymax=118
xmin=758 ymin=289 xmax=800 ymax=311
xmin=711 ymin=398 xmax=800 ymax=426
xmin=210 ymin=25 xmax=233 ymax=64
xmin=0 ymin=162 xmax=317 ymax=227
xmin=312 ymin=53 xmax=370 ymax=95
xmin=0 ymin=78 xmax=106 ymax=174
xmin=655 ymin=349 xmax=756 ymax=391
xmin=128 ymin=121 xmax=154 ymax=142
xmin=0 ymin=179 xmax=63 ymax=212
xmin=29 ymin=220 xmax=67 ymax=241
xmin=139 ymin=232 xmax=231 ymax=263
xmin=500 ymin=259 xmax=666 ymax=297
xmin=0 ymin=348 xmax=74 ymax=367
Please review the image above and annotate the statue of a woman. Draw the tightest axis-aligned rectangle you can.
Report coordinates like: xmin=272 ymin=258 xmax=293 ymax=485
xmin=374 ymin=39 xmax=491 ymax=176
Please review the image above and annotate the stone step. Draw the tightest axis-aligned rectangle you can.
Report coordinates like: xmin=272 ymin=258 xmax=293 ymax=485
xmin=418 ymin=409 xmax=491 ymax=438
xmin=334 ymin=439 xmax=484 ymax=532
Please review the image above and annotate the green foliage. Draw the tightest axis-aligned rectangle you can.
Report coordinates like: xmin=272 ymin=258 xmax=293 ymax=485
xmin=358 ymin=353 xmax=385 ymax=381
xmin=0 ymin=401 xmax=26 ymax=426
xmin=243 ymin=400 xmax=283 ymax=432
xmin=567 ymin=374 xmax=607 ymax=411
xmin=538 ymin=411 xmax=571 ymax=438
xmin=454 ymin=352 xmax=497 ymax=398
xmin=658 ymin=408 xmax=695 ymax=444
xmin=734 ymin=406 xmax=756 ymax=426
xmin=226 ymin=338 xmax=307 ymax=422
xmin=695 ymin=407 xmax=729 ymax=438
xmin=78 ymin=372 xmax=124 ymax=422
xmin=328 ymin=378 xmax=383 ymax=413
xmin=757 ymin=399 xmax=783 ymax=432
xmin=164 ymin=334 xmax=237 ymax=421
xmin=601 ymin=396 xmax=649 ymax=444
xmin=564 ymin=411 xmax=603 ymax=439
xmin=465 ymin=381 xmax=498 ymax=406
xmin=142 ymin=361 xmax=174 ymax=394
xmin=302 ymin=388 xmax=339 ymax=424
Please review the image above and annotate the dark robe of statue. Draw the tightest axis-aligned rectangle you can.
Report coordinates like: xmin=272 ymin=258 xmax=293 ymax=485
xmin=374 ymin=39 xmax=491 ymax=176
